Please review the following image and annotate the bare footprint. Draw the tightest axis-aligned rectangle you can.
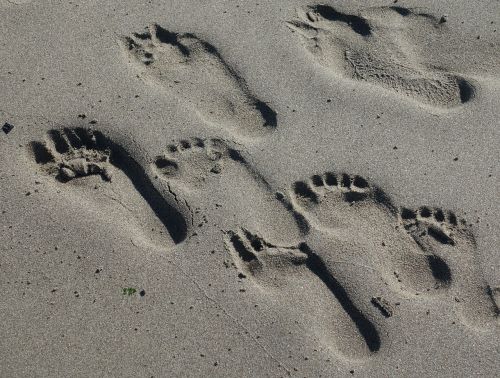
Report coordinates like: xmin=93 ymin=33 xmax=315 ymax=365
xmin=400 ymin=206 xmax=500 ymax=326
xmin=225 ymin=228 xmax=380 ymax=360
xmin=290 ymin=171 xmax=499 ymax=329
xmin=287 ymin=5 xmax=475 ymax=108
xmin=122 ymin=24 xmax=277 ymax=138
xmin=29 ymin=128 xmax=188 ymax=247
xmin=153 ymin=138 xmax=302 ymax=246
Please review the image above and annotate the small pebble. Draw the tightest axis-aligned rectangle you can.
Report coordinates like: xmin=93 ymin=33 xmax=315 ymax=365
xmin=2 ymin=122 xmax=14 ymax=134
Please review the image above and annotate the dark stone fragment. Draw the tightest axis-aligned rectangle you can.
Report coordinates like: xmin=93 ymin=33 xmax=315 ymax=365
xmin=2 ymin=122 xmax=14 ymax=134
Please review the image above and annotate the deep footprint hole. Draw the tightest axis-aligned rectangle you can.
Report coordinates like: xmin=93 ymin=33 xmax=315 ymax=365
xmin=324 ymin=172 xmax=338 ymax=186
xmin=154 ymin=25 xmax=190 ymax=56
xmin=352 ymin=176 xmax=369 ymax=189
xmin=427 ymin=255 xmax=452 ymax=284
xmin=420 ymin=207 xmax=432 ymax=217
xmin=294 ymin=181 xmax=319 ymax=203
xmin=48 ymin=130 xmax=70 ymax=154
xmin=133 ymin=31 xmax=151 ymax=40
xmin=254 ymin=101 xmax=277 ymax=128
xmin=448 ymin=212 xmax=458 ymax=225
xmin=31 ymin=142 xmax=55 ymax=164
xmin=341 ymin=174 xmax=351 ymax=188
xmin=434 ymin=209 xmax=445 ymax=222
xmin=343 ymin=191 xmax=367 ymax=203
xmin=311 ymin=175 xmax=324 ymax=187
xmin=155 ymin=157 xmax=178 ymax=171
xmin=373 ymin=187 xmax=395 ymax=211
xmin=63 ymin=128 xmax=84 ymax=149
xmin=458 ymin=79 xmax=475 ymax=103
xmin=311 ymin=5 xmax=372 ymax=36
xmin=389 ymin=6 xmax=411 ymax=16
xmin=243 ymin=230 xmax=264 ymax=252
xmin=401 ymin=208 xmax=416 ymax=220
xmin=428 ymin=226 xmax=454 ymax=245
xmin=228 ymin=148 xmax=246 ymax=163
xmin=230 ymin=234 xmax=256 ymax=262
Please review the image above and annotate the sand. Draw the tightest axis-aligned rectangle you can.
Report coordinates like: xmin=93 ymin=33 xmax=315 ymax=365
xmin=0 ymin=0 xmax=499 ymax=376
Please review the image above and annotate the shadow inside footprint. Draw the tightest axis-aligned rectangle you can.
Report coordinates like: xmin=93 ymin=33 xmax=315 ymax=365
xmin=226 ymin=229 xmax=381 ymax=357
xmin=427 ymin=255 xmax=452 ymax=284
xmin=287 ymin=5 xmax=476 ymax=108
xmin=105 ymin=136 xmax=187 ymax=244
xmin=122 ymin=24 xmax=278 ymax=137
xmin=310 ymin=4 xmax=371 ymax=36
xmin=291 ymin=170 xmax=499 ymax=331
xmin=31 ymin=128 xmax=188 ymax=244
xmin=299 ymin=243 xmax=381 ymax=352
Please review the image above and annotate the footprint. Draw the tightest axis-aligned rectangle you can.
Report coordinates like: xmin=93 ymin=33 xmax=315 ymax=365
xmin=29 ymin=128 xmax=188 ymax=246
xmin=290 ymin=171 xmax=499 ymax=329
xmin=287 ymin=5 xmax=475 ymax=108
xmin=153 ymin=138 xmax=303 ymax=246
xmin=122 ymin=24 xmax=277 ymax=138
xmin=400 ymin=206 xmax=500 ymax=326
xmin=225 ymin=228 xmax=380 ymax=360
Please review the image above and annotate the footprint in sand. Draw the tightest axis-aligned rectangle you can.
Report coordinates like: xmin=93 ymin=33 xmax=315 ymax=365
xmin=287 ymin=5 xmax=475 ymax=108
xmin=226 ymin=170 xmax=498 ymax=360
xmin=290 ymin=172 xmax=499 ymax=327
xmin=153 ymin=137 xmax=303 ymax=246
xmin=154 ymin=140 xmax=379 ymax=358
xmin=29 ymin=128 xmax=188 ymax=247
xmin=122 ymin=24 xmax=277 ymax=138
xmin=225 ymin=228 xmax=381 ymax=360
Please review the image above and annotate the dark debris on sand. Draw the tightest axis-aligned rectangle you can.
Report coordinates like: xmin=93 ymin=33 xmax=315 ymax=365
xmin=2 ymin=122 xmax=14 ymax=134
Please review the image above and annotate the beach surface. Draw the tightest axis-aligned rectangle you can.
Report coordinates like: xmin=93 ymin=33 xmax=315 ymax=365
xmin=1 ymin=0 xmax=499 ymax=376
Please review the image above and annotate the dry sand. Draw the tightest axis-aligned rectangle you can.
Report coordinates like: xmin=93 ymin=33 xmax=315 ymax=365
xmin=1 ymin=0 xmax=499 ymax=376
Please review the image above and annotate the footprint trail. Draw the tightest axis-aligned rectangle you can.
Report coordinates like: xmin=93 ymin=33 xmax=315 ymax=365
xmin=290 ymin=171 xmax=499 ymax=329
